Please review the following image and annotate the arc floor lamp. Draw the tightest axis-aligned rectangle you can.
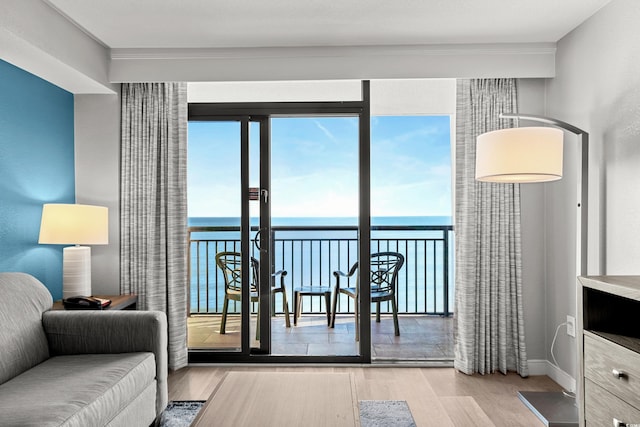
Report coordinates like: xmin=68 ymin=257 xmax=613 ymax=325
xmin=476 ymin=113 xmax=589 ymax=426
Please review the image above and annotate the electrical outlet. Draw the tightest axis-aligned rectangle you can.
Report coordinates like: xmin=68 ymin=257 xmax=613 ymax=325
xmin=566 ymin=315 xmax=576 ymax=337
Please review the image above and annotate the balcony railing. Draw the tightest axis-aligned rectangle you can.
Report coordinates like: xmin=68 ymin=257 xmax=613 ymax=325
xmin=188 ymin=224 xmax=454 ymax=317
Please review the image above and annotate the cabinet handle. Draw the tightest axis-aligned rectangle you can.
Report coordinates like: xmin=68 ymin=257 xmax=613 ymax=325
xmin=612 ymin=369 xmax=626 ymax=379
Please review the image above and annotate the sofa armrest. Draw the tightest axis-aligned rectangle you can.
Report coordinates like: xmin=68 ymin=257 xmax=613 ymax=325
xmin=43 ymin=310 xmax=166 ymax=356
xmin=42 ymin=310 xmax=168 ymax=414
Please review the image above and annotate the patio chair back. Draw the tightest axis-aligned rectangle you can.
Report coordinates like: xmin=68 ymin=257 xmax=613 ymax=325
xmin=215 ymin=251 xmax=257 ymax=295
xmin=369 ymin=252 xmax=405 ymax=296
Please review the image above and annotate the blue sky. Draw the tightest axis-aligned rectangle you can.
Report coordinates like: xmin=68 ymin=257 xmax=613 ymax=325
xmin=188 ymin=115 xmax=451 ymax=218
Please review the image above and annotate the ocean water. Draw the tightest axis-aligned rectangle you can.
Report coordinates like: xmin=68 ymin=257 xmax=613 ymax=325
xmin=188 ymin=216 xmax=452 ymax=227
xmin=188 ymin=216 xmax=454 ymax=315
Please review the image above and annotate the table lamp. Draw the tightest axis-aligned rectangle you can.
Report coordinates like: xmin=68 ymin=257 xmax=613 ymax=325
xmin=38 ymin=203 xmax=109 ymax=298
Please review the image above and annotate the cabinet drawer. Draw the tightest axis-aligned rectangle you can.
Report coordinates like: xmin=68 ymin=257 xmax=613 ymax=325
xmin=585 ymin=379 xmax=640 ymax=427
xmin=584 ymin=332 xmax=640 ymax=406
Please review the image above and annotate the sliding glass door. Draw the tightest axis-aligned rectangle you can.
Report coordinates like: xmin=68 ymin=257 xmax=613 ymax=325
xmin=187 ymin=81 xmax=371 ymax=363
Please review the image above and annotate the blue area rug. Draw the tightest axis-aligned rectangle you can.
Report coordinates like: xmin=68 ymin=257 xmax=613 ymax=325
xmin=359 ymin=400 xmax=417 ymax=427
xmin=159 ymin=401 xmax=205 ymax=427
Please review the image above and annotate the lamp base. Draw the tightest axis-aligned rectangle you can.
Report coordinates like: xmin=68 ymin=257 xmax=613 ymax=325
xmin=62 ymin=246 xmax=92 ymax=298
xmin=518 ymin=391 xmax=578 ymax=426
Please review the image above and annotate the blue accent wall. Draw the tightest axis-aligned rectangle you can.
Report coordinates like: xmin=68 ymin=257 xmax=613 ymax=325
xmin=0 ymin=59 xmax=75 ymax=299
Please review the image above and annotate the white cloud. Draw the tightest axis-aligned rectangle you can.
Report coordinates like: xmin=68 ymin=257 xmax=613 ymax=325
xmin=313 ymin=120 xmax=338 ymax=142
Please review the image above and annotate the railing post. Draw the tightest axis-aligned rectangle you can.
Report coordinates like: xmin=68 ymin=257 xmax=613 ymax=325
xmin=443 ymin=229 xmax=450 ymax=317
xmin=196 ymin=241 xmax=201 ymax=313
xmin=271 ymin=228 xmax=276 ymax=314
xmin=187 ymin=230 xmax=192 ymax=317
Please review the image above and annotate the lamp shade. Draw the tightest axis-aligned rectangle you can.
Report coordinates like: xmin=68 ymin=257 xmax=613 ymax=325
xmin=39 ymin=204 xmax=108 ymax=245
xmin=476 ymin=127 xmax=564 ymax=183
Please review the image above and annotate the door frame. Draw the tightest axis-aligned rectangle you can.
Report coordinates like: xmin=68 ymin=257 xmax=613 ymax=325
xmin=188 ymin=81 xmax=371 ymax=363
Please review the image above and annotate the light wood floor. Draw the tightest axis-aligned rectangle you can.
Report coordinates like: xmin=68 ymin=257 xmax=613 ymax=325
xmin=169 ymin=366 xmax=561 ymax=427
xmin=188 ymin=314 xmax=453 ymax=360
xmin=191 ymin=371 xmax=358 ymax=427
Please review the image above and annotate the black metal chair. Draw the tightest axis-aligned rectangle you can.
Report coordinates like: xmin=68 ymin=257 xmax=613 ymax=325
xmin=215 ymin=251 xmax=290 ymax=340
xmin=330 ymin=252 xmax=405 ymax=341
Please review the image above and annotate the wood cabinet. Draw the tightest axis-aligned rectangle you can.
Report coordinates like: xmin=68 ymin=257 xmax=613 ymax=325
xmin=578 ymin=276 xmax=640 ymax=427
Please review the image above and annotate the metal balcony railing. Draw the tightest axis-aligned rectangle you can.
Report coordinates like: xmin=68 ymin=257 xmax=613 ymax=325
xmin=188 ymin=224 xmax=454 ymax=317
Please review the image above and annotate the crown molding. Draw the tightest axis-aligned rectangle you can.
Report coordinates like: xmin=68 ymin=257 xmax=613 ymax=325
xmin=109 ymin=42 xmax=556 ymax=82
xmin=111 ymin=43 xmax=556 ymax=60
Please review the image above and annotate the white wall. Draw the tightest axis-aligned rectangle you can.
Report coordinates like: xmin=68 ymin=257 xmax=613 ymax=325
xmin=517 ymin=79 xmax=549 ymax=364
xmin=544 ymin=0 xmax=640 ymax=386
xmin=74 ymin=92 xmax=122 ymax=294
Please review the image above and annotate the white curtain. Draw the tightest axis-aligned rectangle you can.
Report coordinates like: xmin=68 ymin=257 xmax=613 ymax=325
xmin=454 ymin=79 xmax=529 ymax=376
xmin=120 ymin=83 xmax=188 ymax=370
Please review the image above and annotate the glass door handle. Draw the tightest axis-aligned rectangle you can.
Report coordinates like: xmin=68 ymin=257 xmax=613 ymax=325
xmin=253 ymin=228 xmax=261 ymax=251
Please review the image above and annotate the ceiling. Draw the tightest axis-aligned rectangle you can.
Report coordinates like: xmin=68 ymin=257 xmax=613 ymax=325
xmin=45 ymin=0 xmax=611 ymax=50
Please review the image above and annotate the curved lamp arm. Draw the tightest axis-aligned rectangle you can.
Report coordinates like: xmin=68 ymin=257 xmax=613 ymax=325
xmin=499 ymin=113 xmax=589 ymax=277
xmin=500 ymin=113 xmax=587 ymax=135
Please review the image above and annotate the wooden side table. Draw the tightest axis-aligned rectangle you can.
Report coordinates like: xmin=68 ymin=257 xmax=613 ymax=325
xmin=52 ymin=294 xmax=138 ymax=311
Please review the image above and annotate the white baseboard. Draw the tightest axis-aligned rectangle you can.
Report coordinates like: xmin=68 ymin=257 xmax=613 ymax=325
xmin=527 ymin=359 xmax=576 ymax=393
xmin=526 ymin=359 xmax=549 ymax=376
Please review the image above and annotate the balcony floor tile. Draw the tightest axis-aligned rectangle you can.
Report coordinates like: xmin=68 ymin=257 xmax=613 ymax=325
xmin=188 ymin=314 xmax=453 ymax=360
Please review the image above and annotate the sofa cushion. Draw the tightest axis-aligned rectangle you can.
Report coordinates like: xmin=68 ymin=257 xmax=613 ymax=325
xmin=0 ymin=272 xmax=53 ymax=385
xmin=0 ymin=352 xmax=156 ymax=427
xmin=104 ymin=382 xmax=157 ymax=427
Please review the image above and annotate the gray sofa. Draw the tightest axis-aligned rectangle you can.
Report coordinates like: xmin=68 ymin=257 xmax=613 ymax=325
xmin=0 ymin=272 xmax=168 ymax=427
